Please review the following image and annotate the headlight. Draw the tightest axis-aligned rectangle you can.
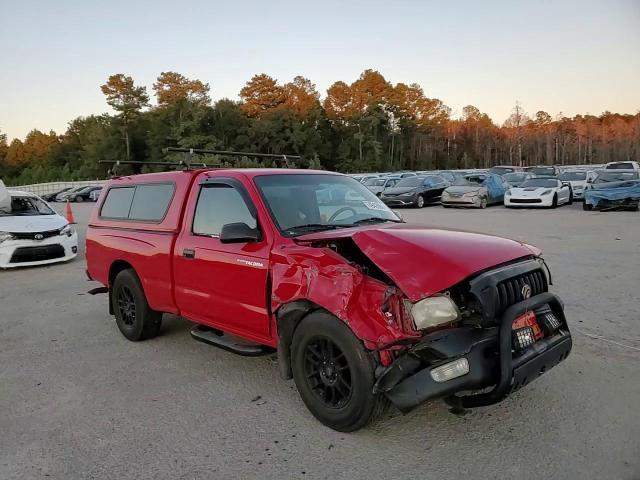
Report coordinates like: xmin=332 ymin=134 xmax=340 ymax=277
xmin=59 ymin=224 xmax=74 ymax=237
xmin=463 ymin=191 xmax=479 ymax=198
xmin=541 ymin=189 xmax=552 ymax=195
xmin=505 ymin=189 xmax=512 ymax=196
xmin=0 ymin=232 xmax=15 ymax=243
xmin=408 ymin=295 xmax=460 ymax=330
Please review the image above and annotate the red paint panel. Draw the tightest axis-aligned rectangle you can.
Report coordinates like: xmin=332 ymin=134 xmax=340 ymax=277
xmin=297 ymin=223 xmax=537 ymax=302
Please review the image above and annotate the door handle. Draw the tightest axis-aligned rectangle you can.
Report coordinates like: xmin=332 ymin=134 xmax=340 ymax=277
xmin=183 ymin=248 xmax=195 ymax=259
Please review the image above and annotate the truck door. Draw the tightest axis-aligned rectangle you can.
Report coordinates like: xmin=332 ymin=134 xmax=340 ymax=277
xmin=173 ymin=176 xmax=272 ymax=342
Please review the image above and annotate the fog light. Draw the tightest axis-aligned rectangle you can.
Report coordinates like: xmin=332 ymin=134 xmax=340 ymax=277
xmin=72 ymin=246 xmax=78 ymax=253
xmin=430 ymin=358 xmax=469 ymax=383
xmin=539 ymin=311 xmax=561 ymax=334
xmin=512 ymin=327 xmax=535 ymax=351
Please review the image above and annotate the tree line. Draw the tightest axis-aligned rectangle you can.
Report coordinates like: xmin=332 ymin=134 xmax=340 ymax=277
xmin=1 ymin=69 xmax=638 ymax=185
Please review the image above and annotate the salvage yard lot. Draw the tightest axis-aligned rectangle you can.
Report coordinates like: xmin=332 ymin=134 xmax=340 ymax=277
xmin=1 ymin=202 xmax=639 ymax=480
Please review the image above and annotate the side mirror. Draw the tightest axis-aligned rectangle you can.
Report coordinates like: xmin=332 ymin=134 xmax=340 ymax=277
xmin=220 ymin=222 xmax=261 ymax=244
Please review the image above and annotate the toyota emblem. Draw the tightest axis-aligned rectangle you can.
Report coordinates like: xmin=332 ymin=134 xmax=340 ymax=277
xmin=34 ymin=234 xmax=44 ymax=241
xmin=521 ymin=284 xmax=532 ymax=299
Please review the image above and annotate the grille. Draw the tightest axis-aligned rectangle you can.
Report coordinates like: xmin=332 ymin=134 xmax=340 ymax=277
xmin=10 ymin=245 xmax=65 ymax=263
xmin=510 ymin=198 xmax=542 ymax=204
xmin=11 ymin=229 xmax=61 ymax=240
xmin=495 ymin=270 xmax=547 ymax=315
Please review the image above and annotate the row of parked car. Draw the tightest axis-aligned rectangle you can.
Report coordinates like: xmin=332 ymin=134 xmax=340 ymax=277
xmin=349 ymin=161 xmax=640 ymax=211
xmin=41 ymin=185 xmax=103 ymax=203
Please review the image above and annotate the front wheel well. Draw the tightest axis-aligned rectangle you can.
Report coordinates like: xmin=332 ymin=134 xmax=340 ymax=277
xmin=275 ymin=300 xmax=325 ymax=380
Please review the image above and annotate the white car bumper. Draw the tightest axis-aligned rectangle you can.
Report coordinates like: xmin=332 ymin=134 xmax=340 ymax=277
xmin=0 ymin=232 xmax=78 ymax=268
xmin=504 ymin=194 xmax=554 ymax=207
xmin=441 ymin=195 xmax=483 ymax=208
xmin=572 ymin=188 xmax=584 ymax=199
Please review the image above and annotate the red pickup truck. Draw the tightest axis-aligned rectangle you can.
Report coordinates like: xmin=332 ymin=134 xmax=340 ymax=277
xmin=86 ymin=168 xmax=572 ymax=431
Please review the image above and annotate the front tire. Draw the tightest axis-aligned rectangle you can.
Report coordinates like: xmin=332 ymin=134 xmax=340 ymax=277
xmin=415 ymin=195 xmax=425 ymax=208
xmin=111 ymin=269 xmax=162 ymax=341
xmin=583 ymin=202 xmax=593 ymax=211
xmin=291 ymin=312 xmax=387 ymax=432
xmin=551 ymin=194 xmax=558 ymax=208
xmin=76 ymin=196 xmax=84 ymax=203
xmin=479 ymin=197 xmax=488 ymax=209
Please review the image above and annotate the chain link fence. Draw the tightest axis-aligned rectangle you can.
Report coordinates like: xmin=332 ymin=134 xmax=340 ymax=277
xmin=7 ymin=180 xmax=107 ymax=197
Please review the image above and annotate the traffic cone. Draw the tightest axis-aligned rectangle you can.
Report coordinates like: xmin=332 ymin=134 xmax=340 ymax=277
xmin=65 ymin=200 xmax=76 ymax=224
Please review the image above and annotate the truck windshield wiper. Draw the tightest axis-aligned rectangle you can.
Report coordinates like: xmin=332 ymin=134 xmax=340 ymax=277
xmin=350 ymin=217 xmax=403 ymax=226
xmin=286 ymin=224 xmax=342 ymax=235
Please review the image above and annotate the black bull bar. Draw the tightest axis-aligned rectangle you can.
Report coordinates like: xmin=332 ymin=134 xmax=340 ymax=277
xmin=374 ymin=292 xmax=572 ymax=412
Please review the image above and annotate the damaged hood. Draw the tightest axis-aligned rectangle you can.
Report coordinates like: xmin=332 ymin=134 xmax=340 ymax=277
xmin=0 ymin=213 xmax=68 ymax=233
xmin=297 ymin=224 xmax=539 ymax=302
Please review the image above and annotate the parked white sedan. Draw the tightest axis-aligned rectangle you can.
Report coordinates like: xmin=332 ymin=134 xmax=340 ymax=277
xmin=559 ymin=170 xmax=588 ymax=199
xmin=504 ymin=178 xmax=573 ymax=208
xmin=0 ymin=183 xmax=78 ymax=268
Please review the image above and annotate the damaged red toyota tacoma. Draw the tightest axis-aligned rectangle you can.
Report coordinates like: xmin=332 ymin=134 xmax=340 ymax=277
xmin=86 ymin=168 xmax=572 ymax=431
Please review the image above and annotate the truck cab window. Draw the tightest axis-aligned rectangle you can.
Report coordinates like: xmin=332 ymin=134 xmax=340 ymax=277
xmin=193 ymin=185 xmax=256 ymax=236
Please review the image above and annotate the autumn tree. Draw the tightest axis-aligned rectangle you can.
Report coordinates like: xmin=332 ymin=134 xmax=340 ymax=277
xmin=239 ymin=74 xmax=285 ymax=118
xmin=153 ymin=71 xmax=210 ymax=106
xmin=324 ymin=81 xmax=354 ymax=122
xmin=100 ymin=74 xmax=149 ymax=160
xmin=282 ymin=76 xmax=321 ymax=118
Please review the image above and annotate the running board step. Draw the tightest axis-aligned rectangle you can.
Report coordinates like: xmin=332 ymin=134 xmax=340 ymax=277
xmin=190 ymin=325 xmax=275 ymax=357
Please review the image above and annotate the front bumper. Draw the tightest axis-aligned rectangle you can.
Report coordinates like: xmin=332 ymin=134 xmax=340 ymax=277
xmin=441 ymin=195 xmax=482 ymax=207
xmin=375 ymin=292 xmax=571 ymax=412
xmin=505 ymin=195 xmax=553 ymax=207
xmin=381 ymin=195 xmax=417 ymax=207
xmin=0 ymin=232 xmax=78 ymax=268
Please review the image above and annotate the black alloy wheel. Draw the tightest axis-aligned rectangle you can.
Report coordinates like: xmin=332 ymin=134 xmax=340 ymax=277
xmin=116 ymin=285 xmax=136 ymax=326
xmin=303 ymin=337 xmax=352 ymax=409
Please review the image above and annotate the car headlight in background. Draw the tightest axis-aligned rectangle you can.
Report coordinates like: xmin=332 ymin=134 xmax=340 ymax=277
xmin=59 ymin=224 xmax=74 ymax=237
xmin=408 ymin=295 xmax=460 ymax=330
xmin=0 ymin=232 xmax=16 ymax=243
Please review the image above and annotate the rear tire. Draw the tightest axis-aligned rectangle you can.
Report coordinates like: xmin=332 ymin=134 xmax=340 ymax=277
xmin=111 ymin=269 xmax=162 ymax=341
xmin=582 ymin=202 xmax=592 ymax=211
xmin=415 ymin=195 xmax=425 ymax=208
xmin=76 ymin=196 xmax=84 ymax=203
xmin=291 ymin=311 xmax=388 ymax=432
xmin=568 ymin=191 xmax=573 ymax=205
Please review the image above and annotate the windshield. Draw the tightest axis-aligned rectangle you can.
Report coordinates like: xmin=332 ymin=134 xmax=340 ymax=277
xmin=520 ymin=179 xmax=558 ymax=188
xmin=531 ymin=167 xmax=556 ymax=176
xmin=0 ymin=196 xmax=56 ymax=216
xmin=254 ymin=174 xmax=400 ymax=236
xmin=395 ymin=177 xmax=421 ymax=187
xmin=503 ymin=173 xmax=528 ymax=182
xmin=453 ymin=176 xmax=485 ymax=186
xmin=489 ymin=167 xmax=514 ymax=175
xmin=363 ymin=178 xmax=385 ymax=186
xmin=559 ymin=172 xmax=587 ymax=181
xmin=606 ymin=162 xmax=635 ymax=170
xmin=594 ymin=171 xmax=638 ymax=183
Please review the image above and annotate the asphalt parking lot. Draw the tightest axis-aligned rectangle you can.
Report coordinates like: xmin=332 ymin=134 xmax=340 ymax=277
xmin=1 ymin=202 xmax=639 ymax=480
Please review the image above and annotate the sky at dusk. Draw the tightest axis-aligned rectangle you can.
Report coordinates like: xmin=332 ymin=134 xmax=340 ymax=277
xmin=1 ymin=0 xmax=639 ymax=141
